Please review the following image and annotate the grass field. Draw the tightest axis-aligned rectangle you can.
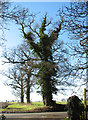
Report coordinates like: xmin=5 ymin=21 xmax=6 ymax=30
xmin=1 ymin=102 xmax=44 ymax=112
xmin=56 ymin=101 xmax=67 ymax=104
xmin=1 ymin=101 xmax=67 ymax=113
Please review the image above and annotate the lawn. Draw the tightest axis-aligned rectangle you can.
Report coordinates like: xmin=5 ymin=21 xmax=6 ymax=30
xmin=56 ymin=101 xmax=67 ymax=104
xmin=1 ymin=102 xmax=44 ymax=112
xmin=1 ymin=101 xmax=66 ymax=113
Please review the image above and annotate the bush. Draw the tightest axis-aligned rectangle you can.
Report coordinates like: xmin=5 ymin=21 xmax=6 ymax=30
xmin=67 ymin=95 xmax=83 ymax=120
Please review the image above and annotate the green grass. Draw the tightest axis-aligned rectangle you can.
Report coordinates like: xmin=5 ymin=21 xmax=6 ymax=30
xmin=56 ymin=101 xmax=67 ymax=104
xmin=1 ymin=102 xmax=44 ymax=112
xmin=32 ymin=102 xmax=44 ymax=106
xmin=1 ymin=101 xmax=66 ymax=112
xmin=7 ymin=103 xmax=25 ymax=109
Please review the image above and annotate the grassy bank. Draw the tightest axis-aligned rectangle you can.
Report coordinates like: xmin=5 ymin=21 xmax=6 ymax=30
xmin=1 ymin=101 xmax=67 ymax=113
xmin=1 ymin=102 xmax=44 ymax=112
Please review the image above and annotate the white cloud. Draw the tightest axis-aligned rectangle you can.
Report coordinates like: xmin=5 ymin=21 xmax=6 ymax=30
xmin=30 ymin=92 xmax=42 ymax=102
xmin=0 ymin=56 xmax=16 ymax=102
xmin=0 ymin=80 xmax=16 ymax=102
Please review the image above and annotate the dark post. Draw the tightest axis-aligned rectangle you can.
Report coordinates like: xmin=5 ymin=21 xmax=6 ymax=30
xmin=84 ymin=88 xmax=87 ymax=120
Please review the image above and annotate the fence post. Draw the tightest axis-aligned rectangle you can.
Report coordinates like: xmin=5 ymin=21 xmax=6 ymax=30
xmin=84 ymin=88 xmax=87 ymax=120
xmin=86 ymin=89 xmax=88 ymax=120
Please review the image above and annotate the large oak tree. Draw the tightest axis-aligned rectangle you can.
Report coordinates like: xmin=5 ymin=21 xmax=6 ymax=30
xmin=11 ymin=7 xmax=72 ymax=105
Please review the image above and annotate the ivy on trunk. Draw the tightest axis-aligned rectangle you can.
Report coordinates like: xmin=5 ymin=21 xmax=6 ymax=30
xmin=24 ymin=14 xmax=62 ymax=106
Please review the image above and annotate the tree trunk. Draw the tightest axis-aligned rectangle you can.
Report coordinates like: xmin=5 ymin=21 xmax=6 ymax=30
xmin=43 ymin=90 xmax=56 ymax=106
xmin=21 ymin=94 xmax=24 ymax=103
xmin=43 ymin=94 xmax=55 ymax=106
xmin=40 ymin=60 xmax=57 ymax=106
xmin=42 ymin=77 xmax=56 ymax=106
xmin=26 ymin=75 xmax=31 ymax=103
xmin=26 ymin=84 xmax=30 ymax=103
xmin=21 ymin=79 xmax=24 ymax=103
xmin=21 ymin=87 xmax=24 ymax=103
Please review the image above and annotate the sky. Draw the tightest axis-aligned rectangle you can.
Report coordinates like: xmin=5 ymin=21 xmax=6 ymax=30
xmin=10 ymin=0 xmax=87 ymax=2
xmin=0 ymin=1 xmax=86 ymax=102
xmin=5 ymin=2 xmax=68 ymax=48
xmin=11 ymin=0 xmax=71 ymax=2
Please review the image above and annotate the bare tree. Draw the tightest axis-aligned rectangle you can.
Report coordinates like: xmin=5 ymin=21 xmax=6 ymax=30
xmin=3 ymin=42 xmax=36 ymax=103
xmin=4 ymin=65 xmax=26 ymax=103
xmin=58 ymin=2 xmax=88 ymax=87
xmin=0 ymin=0 xmax=28 ymax=45
xmin=20 ymin=60 xmax=36 ymax=103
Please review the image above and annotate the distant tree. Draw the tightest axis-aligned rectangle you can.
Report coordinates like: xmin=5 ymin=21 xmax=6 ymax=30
xmin=20 ymin=60 xmax=35 ymax=103
xmin=5 ymin=65 xmax=26 ymax=103
xmin=4 ymin=42 xmax=36 ymax=103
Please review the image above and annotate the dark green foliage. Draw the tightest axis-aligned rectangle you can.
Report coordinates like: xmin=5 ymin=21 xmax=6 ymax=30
xmin=39 ymin=15 xmax=46 ymax=35
xmin=67 ymin=95 xmax=83 ymax=120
